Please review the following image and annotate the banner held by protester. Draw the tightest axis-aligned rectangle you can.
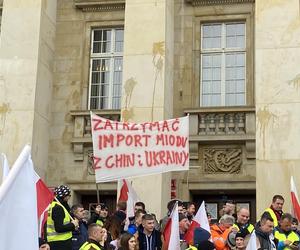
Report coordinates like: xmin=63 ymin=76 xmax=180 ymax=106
xmin=91 ymin=112 xmax=189 ymax=182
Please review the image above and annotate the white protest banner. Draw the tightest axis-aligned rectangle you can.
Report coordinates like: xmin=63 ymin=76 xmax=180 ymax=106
xmin=91 ymin=112 xmax=189 ymax=182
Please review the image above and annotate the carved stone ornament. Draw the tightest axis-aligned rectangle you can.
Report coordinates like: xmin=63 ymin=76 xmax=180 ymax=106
xmin=74 ymin=0 xmax=125 ymax=12
xmin=87 ymin=150 xmax=96 ymax=175
xmin=204 ymin=148 xmax=242 ymax=173
xmin=185 ymin=0 xmax=255 ymax=6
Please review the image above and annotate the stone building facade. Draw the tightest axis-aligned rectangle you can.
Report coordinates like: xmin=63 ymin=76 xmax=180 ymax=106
xmin=0 ymin=0 xmax=300 ymax=220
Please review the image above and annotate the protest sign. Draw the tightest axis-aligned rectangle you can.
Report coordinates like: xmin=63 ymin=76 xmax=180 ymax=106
xmin=91 ymin=112 xmax=189 ymax=182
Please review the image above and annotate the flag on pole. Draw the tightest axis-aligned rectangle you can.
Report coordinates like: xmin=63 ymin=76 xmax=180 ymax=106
xmin=246 ymin=231 xmax=257 ymax=250
xmin=184 ymin=201 xmax=211 ymax=245
xmin=34 ymin=172 xmax=54 ymax=237
xmin=0 ymin=145 xmax=39 ymax=250
xmin=118 ymin=179 xmax=140 ymax=218
xmin=1 ymin=153 xmax=10 ymax=182
xmin=163 ymin=202 xmax=180 ymax=250
xmin=291 ymin=176 xmax=300 ymax=221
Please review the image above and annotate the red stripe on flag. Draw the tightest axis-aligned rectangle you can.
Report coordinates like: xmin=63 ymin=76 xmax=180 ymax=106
xmin=36 ymin=179 xmax=54 ymax=218
xmin=163 ymin=217 xmax=172 ymax=250
xmin=184 ymin=220 xmax=200 ymax=245
xmin=291 ymin=192 xmax=300 ymax=221
xmin=118 ymin=179 xmax=129 ymax=202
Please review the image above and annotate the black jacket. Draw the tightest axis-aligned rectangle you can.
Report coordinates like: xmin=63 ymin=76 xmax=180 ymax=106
xmin=255 ymin=227 xmax=276 ymax=250
xmin=72 ymin=220 xmax=88 ymax=250
xmin=138 ymin=225 xmax=162 ymax=250
xmin=48 ymin=200 xmax=75 ymax=250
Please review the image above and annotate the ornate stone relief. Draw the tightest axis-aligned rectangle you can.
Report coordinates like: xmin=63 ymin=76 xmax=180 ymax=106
xmin=74 ymin=0 xmax=125 ymax=12
xmin=87 ymin=150 xmax=96 ymax=175
xmin=203 ymin=148 xmax=242 ymax=173
xmin=185 ymin=0 xmax=254 ymax=6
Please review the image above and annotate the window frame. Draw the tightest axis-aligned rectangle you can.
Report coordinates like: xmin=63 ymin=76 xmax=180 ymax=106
xmin=200 ymin=22 xmax=247 ymax=107
xmin=192 ymin=13 xmax=254 ymax=108
xmin=88 ymin=27 xmax=124 ymax=110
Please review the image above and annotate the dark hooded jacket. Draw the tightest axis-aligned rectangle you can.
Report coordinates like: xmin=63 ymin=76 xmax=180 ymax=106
xmin=255 ymin=225 xmax=276 ymax=250
xmin=138 ymin=224 xmax=162 ymax=250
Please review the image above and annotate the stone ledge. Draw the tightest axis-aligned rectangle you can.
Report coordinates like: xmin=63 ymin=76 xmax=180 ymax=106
xmin=185 ymin=106 xmax=255 ymax=114
xmin=185 ymin=0 xmax=255 ymax=6
xmin=74 ymin=0 xmax=125 ymax=12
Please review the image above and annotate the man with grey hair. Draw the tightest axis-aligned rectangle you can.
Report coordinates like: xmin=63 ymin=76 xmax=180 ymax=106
xmin=211 ymin=214 xmax=235 ymax=250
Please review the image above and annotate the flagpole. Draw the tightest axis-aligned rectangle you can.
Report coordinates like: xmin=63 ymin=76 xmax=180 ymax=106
xmin=96 ymin=183 xmax=100 ymax=204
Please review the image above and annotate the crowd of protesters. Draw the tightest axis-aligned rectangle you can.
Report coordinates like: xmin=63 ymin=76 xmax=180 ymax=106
xmin=40 ymin=185 xmax=300 ymax=250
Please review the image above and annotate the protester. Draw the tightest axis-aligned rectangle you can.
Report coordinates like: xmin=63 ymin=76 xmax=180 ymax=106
xmin=89 ymin=203 xmax=109 ymax=227
xmin=291 ymin=217 xmax=300 ymax=236
xmin=224 ymin=200 xmax=236 ymax=217
xmin=207 ymin=212 xmax=212 ymax=225
xmin=234 ymin=231 xmax=247 ymax=250
xmin=71 ymin=204 xmax=89 ymax=250
xmin=105 ymin=215 xmax=124 ymax=244
xmin=228 ymin=207 xmax=254 ymax=248
xmin=264 ymin=195 xmax=284 ymax=227
xmin=274 ymin=213 xmax=300 ymax=250
xmin=186 ymin=202 xmax=196 ymax=221
xmin=255 ymin=212 xmax=276 ymax=250
xmin=130 ymin=202 xmax=146 ymax=224
xmin=79 ymin=223 xmax=106 ymax=250
xmin=39 ymin=238 xmax=51 ymax=250
xmin=128 ymin=209 xmax=146 ymax=235
xmin=179 ymin=213 xmax=190 ymax=240
xmin=233 ymin=208 xmax=253 ymax=233
xmin=46 ymin=185 xmax=79 ymax=250
xmin=117 ymin=201 xmax=127 ymax=213
xmin=134 ymin=202 xmax=146 ymax=213
xmin=83 ymin=210 xmax=91 ymax=224
xmin=211 ymin=214 xmax=235 ymax=250
xmin=194 ymin=227 xmax=211 ymax=247
xmin=138 ymin=214 xmax=162 ymax=250
xmin=160 ymin=199 xmax=184 ymax=232
xmin=119 ymin=232 xmax=138 ymax=250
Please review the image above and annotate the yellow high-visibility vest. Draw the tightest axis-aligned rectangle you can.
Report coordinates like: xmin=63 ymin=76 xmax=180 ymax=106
xmin=264 ymin=208 xmax=279 ymax=227
xmin=274 ymin=229 xmax=300 ymax=250
xmin=96 ymin=219 xmax=104 ymax=227
xmin=46 ymin=201 xmax=72 ymax=242
xmin=80 ymin=241 xmax=101 ymax=250
xmin=185 ymin=245 xmax=197 ymax=250
xmin=233 ymin=223 xmax=254 ymax=234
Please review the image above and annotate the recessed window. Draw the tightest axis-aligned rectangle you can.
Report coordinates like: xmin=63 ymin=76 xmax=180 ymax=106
xmin=200 ymin=22 xmax=246 ymax=107
xmin=89 ymin=28 xmax=124 ymax=109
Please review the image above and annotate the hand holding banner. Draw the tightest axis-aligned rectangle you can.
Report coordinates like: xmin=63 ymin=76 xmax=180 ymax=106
xmin=91 ymin=113 xmax=189 ymax=182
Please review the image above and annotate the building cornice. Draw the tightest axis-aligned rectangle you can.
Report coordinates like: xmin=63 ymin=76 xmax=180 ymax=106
xmin=185 ymin=0 xmax=254 ymax=6
xmin=74 ymin=0 xmax=125 ymax=12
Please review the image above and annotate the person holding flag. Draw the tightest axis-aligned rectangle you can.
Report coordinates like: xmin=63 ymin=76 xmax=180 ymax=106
xmin=184 ymin=201 xmax=211 ymax=247
xmin=46 ymin=185 xmax=79 ymax=250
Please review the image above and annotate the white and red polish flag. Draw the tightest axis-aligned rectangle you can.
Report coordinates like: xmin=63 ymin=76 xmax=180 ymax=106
xmin=246 ymin=232 xmax=257 ymax=250
xmin=0 ymin=145 xmax=54 ymax=250
xmin=184 ymin=201 xmax=211 ymax=245
xmin=118 ymin=179 xmax=140 ymax=218
xmin=163 ymin=201 xmax=180 ymax=250
xmin=35 ymin=171 xmax=54 ymax=237
xmin=291 ymin=176 xmax=300 ymax=221
xmin=1 ymin=153 xmax=10 ymax=182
